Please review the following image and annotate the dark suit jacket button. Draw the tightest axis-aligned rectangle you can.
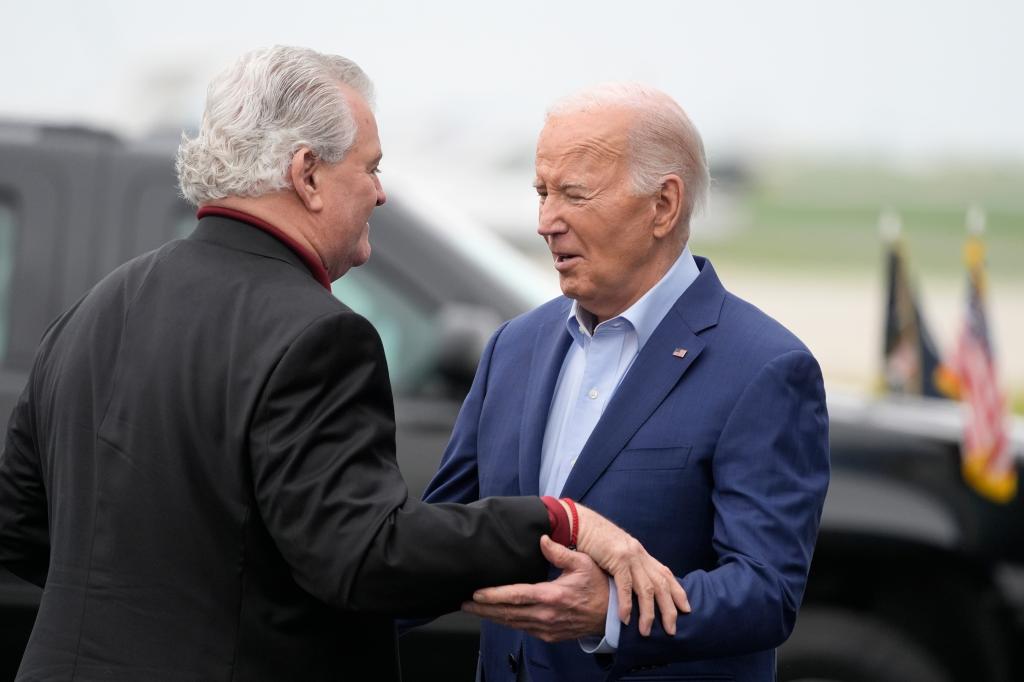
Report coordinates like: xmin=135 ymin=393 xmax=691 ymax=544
xmin=507 ymin=653 xmax=519 ymax=673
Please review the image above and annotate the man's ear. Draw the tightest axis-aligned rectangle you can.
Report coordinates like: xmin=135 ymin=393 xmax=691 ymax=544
xmin=289 ymin=148 xmax=323 ymax=212
xmin=651 ymin=174 xmax=685 ymax=240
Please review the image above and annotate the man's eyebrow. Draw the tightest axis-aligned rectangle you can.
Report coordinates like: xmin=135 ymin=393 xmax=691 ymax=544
xmin=558 ymin=182 xmax=588 ymax=192
xmin=532 ymin=180 xmax=588 ymax=192
xmin=370 ymin=153 xmax=383 ymax=166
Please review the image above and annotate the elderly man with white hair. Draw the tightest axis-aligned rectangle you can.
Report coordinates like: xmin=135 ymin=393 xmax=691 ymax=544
xmin=423 ymin=84 xmax=830 ymax=681
xmin=0 ymin=50 xmax=687 ymax=682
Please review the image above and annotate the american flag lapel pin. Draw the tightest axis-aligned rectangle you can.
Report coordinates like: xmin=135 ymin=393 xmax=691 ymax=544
xmin=672 ymin=348 xmax=688 ymax=359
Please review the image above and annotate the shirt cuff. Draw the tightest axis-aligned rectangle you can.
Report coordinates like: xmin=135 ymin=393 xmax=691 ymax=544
xmin=579 ymin=576 xmax=620 ymax=654
xmin=540 ymin=496 xmax=571 ymax=547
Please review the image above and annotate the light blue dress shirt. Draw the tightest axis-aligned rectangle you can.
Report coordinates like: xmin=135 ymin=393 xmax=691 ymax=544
xmin=538 ymin=246 xmax=701 ymax=653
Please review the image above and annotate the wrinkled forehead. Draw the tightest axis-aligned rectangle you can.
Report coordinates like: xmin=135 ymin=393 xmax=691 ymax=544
xmin=535 ymin=107 xmax=635 ymax=172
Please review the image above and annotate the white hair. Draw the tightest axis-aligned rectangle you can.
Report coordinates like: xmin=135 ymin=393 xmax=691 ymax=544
xmin=547 ymin=83 xmax=710 ymax=226
xmin=176 ymin=45 xmax=374 ymax=206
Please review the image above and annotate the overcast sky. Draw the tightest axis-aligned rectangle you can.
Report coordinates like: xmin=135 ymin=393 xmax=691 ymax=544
xmin=5 ymin=0 xmax=1021 ymax=386
xmin=4 ymin=0 xmax=1022 ymax=165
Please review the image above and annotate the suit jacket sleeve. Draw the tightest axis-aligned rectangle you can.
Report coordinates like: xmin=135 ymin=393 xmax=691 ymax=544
xmin=249 ymin=311 xmax=548 ymax=616
xmin=0 ymin=377 xmax=50 ymax=587
xmin=613 ymin=349 xmax=830 ymax=672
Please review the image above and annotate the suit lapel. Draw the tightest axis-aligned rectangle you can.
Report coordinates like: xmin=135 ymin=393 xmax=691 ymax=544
xmin=518 ymin=302 xmax=573 ymax=496
xmin=560 ymin=257 xmax=726 ymax=501
xmin=559 ymin=319 xmax=704 ymax=501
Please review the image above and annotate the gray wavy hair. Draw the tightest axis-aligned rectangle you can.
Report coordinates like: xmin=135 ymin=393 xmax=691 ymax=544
xmin=176 ymin=46 xmax=374 ymax=206
xmin=547 ymin=83 xmax=710 ymax=227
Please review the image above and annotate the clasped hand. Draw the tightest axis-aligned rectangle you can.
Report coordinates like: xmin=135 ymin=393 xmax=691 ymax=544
xmin=462 ymin=505 xmax=690 ymax=642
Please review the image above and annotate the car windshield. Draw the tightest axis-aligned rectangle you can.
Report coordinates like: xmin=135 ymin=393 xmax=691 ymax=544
xmin=387 ymin=178 xmax=558 ymax=310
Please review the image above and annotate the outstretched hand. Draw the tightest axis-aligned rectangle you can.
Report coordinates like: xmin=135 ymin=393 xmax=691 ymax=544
xmin=462 ymin=535 xmax=607 ymax=642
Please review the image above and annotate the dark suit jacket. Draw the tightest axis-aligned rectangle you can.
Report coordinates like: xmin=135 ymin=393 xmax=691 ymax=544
xmin=424 ymin=257 xmax=830 ymax=682
xmin=0 ymin=215 xmax=551 ymax=681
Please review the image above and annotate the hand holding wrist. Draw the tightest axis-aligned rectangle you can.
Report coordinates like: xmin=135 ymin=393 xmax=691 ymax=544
xmin=571 ymin=503 xmax=691 ymax=636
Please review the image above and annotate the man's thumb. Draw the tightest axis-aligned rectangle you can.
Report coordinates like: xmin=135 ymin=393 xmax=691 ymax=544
xmin=541 ymin=534 xmax=581 ymax=569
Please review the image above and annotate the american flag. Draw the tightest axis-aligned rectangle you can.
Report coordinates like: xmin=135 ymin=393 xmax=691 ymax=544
xmin=941 ymin=217 xmax=1017 ymax=503
xmin=880 ymin=219 xmax=945 ymax=398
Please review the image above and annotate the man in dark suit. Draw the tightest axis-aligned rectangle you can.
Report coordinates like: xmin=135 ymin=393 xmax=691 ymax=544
xmin=0 ymin=48 xmax=686 ymax=681
xmin=425 ymin=84 xmax=831 ymax=681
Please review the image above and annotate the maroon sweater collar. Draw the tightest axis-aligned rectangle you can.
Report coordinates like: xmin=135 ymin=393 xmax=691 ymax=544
xmin=196 ymin=206 xmax=332 ymax=291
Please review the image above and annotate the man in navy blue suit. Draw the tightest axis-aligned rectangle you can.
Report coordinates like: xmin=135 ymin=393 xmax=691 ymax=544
xmin=423 ymin=84 xmax=830 ymax=681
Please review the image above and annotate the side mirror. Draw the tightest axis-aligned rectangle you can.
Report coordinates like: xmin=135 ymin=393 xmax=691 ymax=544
xmin=436 ymin=304 xmax=503 ymax=392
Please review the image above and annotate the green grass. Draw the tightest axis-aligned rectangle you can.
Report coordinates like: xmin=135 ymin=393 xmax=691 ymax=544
xmin=688 ymin=158 xmax=1024 ymax=414
xmin=692 ymin=160 xmax=1024 ymax=280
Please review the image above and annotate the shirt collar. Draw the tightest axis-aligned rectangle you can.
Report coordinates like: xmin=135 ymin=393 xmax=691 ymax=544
xmin=196 ymin=206 xmax=332 ymax=290
xmin=565 ymin=246 xmax=700 ymax=349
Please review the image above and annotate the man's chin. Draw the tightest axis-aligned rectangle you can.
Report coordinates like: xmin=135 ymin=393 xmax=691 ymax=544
xmin=558 ymin=281 xmax=582 ymax=303
xmin=352 ymin=244 xmax=372 ymax=267
xmin=557 ymin=272 xmax=580 ymax=296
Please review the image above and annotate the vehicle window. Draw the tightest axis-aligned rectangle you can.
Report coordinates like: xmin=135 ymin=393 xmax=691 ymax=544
xmin=0 ymin=202 xmax=14 ymax=362
xmin=332 ymin=268 xmax=441 ymax=394
xmin=123 ymin=181 xmax=194 ymax=257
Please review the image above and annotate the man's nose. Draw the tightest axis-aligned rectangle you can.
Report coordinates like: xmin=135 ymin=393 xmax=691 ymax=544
xmin=537 ymin=200 xmax=565 ymax=237
xmin=374 ymin=177 xmax=387 ymax=206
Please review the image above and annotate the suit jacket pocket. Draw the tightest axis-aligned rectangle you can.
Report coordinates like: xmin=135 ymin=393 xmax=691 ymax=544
xmin=608 ymin=445 xmax=692 ymax=471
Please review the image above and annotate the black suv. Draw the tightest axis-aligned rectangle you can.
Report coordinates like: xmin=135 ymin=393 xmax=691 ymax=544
xmin=2 ymin=122 xmax=1023 ymax=682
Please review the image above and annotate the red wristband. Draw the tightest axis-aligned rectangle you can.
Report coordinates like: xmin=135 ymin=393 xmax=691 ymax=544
xmin=561 ymin=497 xmax=579 ymax=550
xmin=540 ymin=496 xmax=571 ymax=547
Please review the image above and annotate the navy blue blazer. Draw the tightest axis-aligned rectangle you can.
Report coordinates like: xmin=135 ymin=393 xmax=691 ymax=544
xmin=424 ymin=257 xmax=830 ymax=682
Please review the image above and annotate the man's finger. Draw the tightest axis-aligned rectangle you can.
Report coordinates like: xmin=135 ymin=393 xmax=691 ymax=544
xmin=462 ymin=602 xmax=550 ymax=629
xmin=633 ymin=569 xmax=656 ymax=637
xmin=614 ymin=570 xmax=633 ymax=625
xmin=671 ymin=579 xmax=691 ymax=614
xmin=652 ymin=572 xmax=678 ymax=636
xmin=473 ymin=584 xmax=538 ymax=605
xmin=463 ymin=601 xmax=521 ymax=622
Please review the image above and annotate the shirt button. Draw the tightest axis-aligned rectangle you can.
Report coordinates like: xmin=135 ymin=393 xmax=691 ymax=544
xmin=588 ymin=388 xmax=599 ymax=400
